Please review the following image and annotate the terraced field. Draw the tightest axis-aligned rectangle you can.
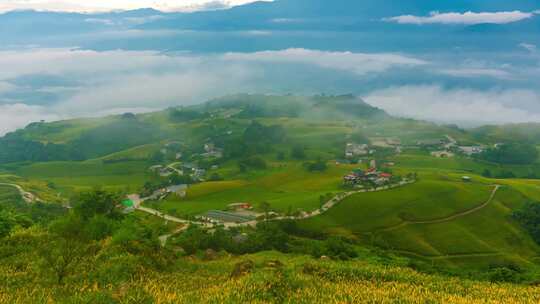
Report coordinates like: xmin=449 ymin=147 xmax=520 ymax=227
xmin=299 ymin=170 xmax=540 ymax=268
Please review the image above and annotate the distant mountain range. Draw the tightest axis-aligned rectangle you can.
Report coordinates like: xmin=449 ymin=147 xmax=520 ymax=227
xmin=1 ymin=0 xmax=538 ymax=53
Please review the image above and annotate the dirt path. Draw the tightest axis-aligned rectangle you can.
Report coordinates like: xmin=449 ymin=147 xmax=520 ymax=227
xmin=390 ymin=249 xmax=505 ymax=260
xmin=377 ymin=185 xmax=500 ymax=233
xmin=0 ymin=183 xmax=42 ymax=203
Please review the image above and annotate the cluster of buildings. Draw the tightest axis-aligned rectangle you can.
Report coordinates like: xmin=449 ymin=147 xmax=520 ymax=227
xmin=371 ymin=138 xmax=402 ymax=152
xmin=149 ymin=162 xmax=207 ymax=181
xmin=202 ymin=143 xmax=223 ymax=159
xmin=146 ymin=184 xmax=189 ymax=201
xmin=345 ymin=137 xmax=403 ymax=160
xmin=197 ymin=203 xmax=260 ymax=224
xmin=161 ymin=141 xmax=183 ymax=160
xmin=421 ymin=135 xmax=485 ymax=158
xmin=343 ymin=162 xmax=394 ymax=187
xmin=149 ymin=141 xmax=224 ymax=180
xmin=345 ymin=143 xmax=371 ymax=158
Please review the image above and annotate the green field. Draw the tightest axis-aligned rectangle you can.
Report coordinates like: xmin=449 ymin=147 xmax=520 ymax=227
xmin=149 ymin=162 xmax=353 ymax=216
xmin=13 ymin=160 xmax=157 ymax=194
xmin=0 ymin=185 xmax=23 ymax=206
xmin=298 ymin=168 xmax=540 ymax=268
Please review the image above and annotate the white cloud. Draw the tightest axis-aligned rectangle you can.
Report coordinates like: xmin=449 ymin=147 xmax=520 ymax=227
xmin=84 ymin=18 xmax=115 ymax=26
xmin=0 ymin=104 xmax=60 ymax=135
xmin=0 ymin=0 xmax=271 ymax=13
xmin=0 ymin=47 xmax=538 ymax=134
xmin=364 ymin=86 xmax=540 ymax=125
xmin=385 ymin=11 xmax=534 ymax=25
xmin=270 ymin=18 xmax=306 ymax=24
xmin=223 ymin=48 xmax=427 ymax=75
xmin=0 ymin=48 xmax=425 ymax=133
xmin=0 ymin=81 xmax=16 ymax=94
xmin=438 ymin=68 xmax=512 ymax=79
xmin=520 ymin=43 xmax=537 ymax=52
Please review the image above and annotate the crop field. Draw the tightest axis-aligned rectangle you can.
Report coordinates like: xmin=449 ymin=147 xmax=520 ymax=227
xmin=2 ymin=251 xmax=540 ymax=303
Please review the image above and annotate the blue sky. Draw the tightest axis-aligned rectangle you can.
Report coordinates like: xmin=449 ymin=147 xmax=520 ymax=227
xmin=0 ymin=0 xmax=539 ymax=134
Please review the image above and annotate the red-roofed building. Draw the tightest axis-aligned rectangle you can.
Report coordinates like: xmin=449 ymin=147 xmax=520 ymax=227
xmin=379 ymin=173 xmax=392 ymax=179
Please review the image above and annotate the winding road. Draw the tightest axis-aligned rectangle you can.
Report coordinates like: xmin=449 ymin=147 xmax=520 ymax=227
xmin=0 ymin=183 xmax=42 ymax=203
xmin=129 ymin=180 xmax=417 ymax=232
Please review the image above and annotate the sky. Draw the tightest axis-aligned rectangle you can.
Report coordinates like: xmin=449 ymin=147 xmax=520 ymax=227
xmin=0 ymin=0 xmax=539 ymax=134
xmin=0 ymin=0 xmax=269 ymax=13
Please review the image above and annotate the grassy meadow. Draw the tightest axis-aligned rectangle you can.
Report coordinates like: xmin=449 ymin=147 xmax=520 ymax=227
xmin=150 ymin=162 xmax=353 ymax=216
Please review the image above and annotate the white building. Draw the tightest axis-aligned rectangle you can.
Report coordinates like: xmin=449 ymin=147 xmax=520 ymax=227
xmin=345 ymin=143 xmax=369 ymax=158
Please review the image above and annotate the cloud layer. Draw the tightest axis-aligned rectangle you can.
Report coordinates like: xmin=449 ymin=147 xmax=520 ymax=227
xmin=364 ymin=86 xmax=540 ymax=125
xmin=0 ymin=104 xmax=60 ymax=135
xmin=385 ymin=11 xmax=535 ymax=25
xmin=0 ymin=0 xmax=269 ymax=13
xmin=0 ymin=47 xmax=539 ymax=135
xmin=224 ymin=48 xmax=427 ymax=75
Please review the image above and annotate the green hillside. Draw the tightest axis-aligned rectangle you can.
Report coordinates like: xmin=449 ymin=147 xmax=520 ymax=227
xmin=2 ymin=94 xmax=540 ymax=284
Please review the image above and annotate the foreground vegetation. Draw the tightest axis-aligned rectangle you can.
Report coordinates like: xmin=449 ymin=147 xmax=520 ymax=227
xmin=2 ymin=248 xmax=540 ymax=303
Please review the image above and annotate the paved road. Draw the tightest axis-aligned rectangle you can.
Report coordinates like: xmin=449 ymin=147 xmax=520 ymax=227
xmin=129 ymin=194 xmax=213 ymax=227
xmin=129 ymin=179 xmax=417 ymax=233
xmin=166 ymin=162 xmax=183 ymax=175
xmin=0 ymin=183 xmax=42 ymax=203
xmin=221 ymin=179 xmax=417 ymax=228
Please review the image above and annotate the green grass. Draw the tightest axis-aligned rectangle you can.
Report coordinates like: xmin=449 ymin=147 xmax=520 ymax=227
xmin=13 ymin=160 xmax=157 ymax=194
xmin=299 ymin=172 xmax=540 ymax=268
xmin=0 ymin=185 xmax=23 ymax=205
xmin=376 ymin=188 xmax=539 ymax=268
xmin=392 ymin=153 xmax=540 ymax=178
xmin=99 ymin=143 xmax=161 ymax=161
xmin=148 ymin=163 xmax=352 ymax=216
xmin=300 ymin=174 xmax=492 ymax=234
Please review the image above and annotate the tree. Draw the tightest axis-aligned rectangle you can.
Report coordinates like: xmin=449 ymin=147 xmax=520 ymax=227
xmin=0 ymin=211 xmax=14 ymax=239
xmin=150 ymin=151 xmax=164 ymax=164
xmin=73 ymin=190 xmax=121 ymax=221
xmin=238 ymin=156 xmax=267 ymax=171
xmin=512 ymin=201 xmax=540 ymax=244
xmin=479 ymin=143 xmax=539 ymax=165
xmin=305 ymin=159 xmax=328 ymax=172
xmin=209 ymin=173 xmax=223 ymax=181
xmin=39 ymin=235 xmax=91 ymax=284
xmin=259 ymin=201 xmax=272 ymax=221
xmin=291 ymin=145 xmax=307 ymax=160
xmin=41 ymin=215 xmax=93 ymax=284
xmin=482 ymin=169 xmax=492 ymax=178
xmin=349 ymin=132 xmax=370 ymax=144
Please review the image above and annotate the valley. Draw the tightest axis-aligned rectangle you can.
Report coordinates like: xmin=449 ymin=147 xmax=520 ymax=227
xmin=2 ymin=95 xmax=540 ymax=270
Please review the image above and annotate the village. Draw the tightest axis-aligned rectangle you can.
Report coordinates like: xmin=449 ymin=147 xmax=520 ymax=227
xmin=125 ymin=134 xmax=488 ymax=228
